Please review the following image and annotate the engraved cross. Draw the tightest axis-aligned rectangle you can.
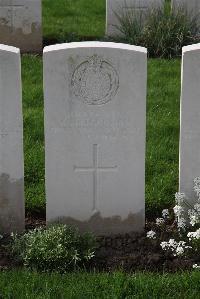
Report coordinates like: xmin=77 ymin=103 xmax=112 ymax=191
xmin=0 ymin=0 xmax=24 ymax=32
xmin=74 ymin=144 xmax=117 ymax=213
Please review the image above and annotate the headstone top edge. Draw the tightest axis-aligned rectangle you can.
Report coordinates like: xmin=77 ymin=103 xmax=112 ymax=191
xmin=43 ymin=42 xmax=147 ymax=54
xmin=0 ymin=44 xmax=20 ymax=54
xmin=182 ymin=43 xmax=200 ymax=55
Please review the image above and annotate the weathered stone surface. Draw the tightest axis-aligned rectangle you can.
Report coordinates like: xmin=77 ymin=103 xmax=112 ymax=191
xmin=44 ymin=42 xmax=147 ymax=235
xmin=179 ymin=44 xmax=200 ymax=207
xmin=0 ymin=44 xmax=24 ymax=233
xmin=172 ymin=0 xmax=200 ymax=16
xmin=106 ymin=0 xmax=165 ymax=37
xmin=0 ymin=0 xmax=42 ymax=53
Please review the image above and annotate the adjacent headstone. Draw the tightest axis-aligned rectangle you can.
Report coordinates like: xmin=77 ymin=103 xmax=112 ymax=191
xmin=0 ymin=0 xmax=42 ymax=53
xmin=44 ymin=42 xmax=147 ymax=235
xmin=179 ymin=44 xmax=200 ymax=207
xmin=172 ymin=0 xmax=200 ymax=18
xmin=0 ymin=44 xmax=24 ymax=233
xmin=106 ymin=0 xmax=165 ymax=37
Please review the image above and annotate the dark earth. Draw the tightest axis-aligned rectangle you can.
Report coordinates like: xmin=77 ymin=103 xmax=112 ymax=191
xmin=0 ymin=215 xmax=199 ymax=273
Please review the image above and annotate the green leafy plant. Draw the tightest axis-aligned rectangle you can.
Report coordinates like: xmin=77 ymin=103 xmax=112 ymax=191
xmin=10 ymin=224 xmax=96 ymax=272
xmin=115 ymin=6 xmax=200 ymax=58
xmin=114 ymin=4 xmax=144 ymax=45
xmin=143 ymin=7 xmax=199 ymax=58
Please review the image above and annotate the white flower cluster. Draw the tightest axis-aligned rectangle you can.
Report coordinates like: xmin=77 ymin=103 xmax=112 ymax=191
xmin=173 ymin=204 xmax=184 ymax=217
xmin=162 ymin=209 xmax=169 ymax=219
xmin=188 ymin=205 xmax=200 ymax=227
xmin=155 ymin=210 xmax=169 ymax=227
xmin=156 ymin=218 xmax=165 ymax=226
xmin=174 ymin=180 xmax=200 ymax=230
xmin=194 ymin=203 xmax=200 ymax=213
xmin=146 ymin=230 xmax=156 ymax=239
xmin=173 ymin=203 xmax=186 ymax=230
xmin=177 ymin=217 xmax=187 ymax=230
xmin=173 ymin=193 xmax=187 ymax=230
xmin=147 ymin=178 xmax=200 ymax=266
xmin=187 ymin=228 xmax=200 ymax=241
xmin=160 ymin=239 xmax=191 ymax=256
xmin=187 ymin=179 xmax=200 ymax=226
xmin=193 ymin=264 xmax=200 ymax=269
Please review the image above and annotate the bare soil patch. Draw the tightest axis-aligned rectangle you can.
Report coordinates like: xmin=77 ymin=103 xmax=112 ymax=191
xmin=0 ymin=216 xmax=198 ymax=272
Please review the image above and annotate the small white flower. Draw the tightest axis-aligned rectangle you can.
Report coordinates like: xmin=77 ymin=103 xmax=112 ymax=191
xmin=168 ymin=239 xmax=177 ymax=248
xmin=176 ymin=246 xmax=184 ymax=256
xmin=0 ymin=234 xmax=3 ymax=240
xmin=160 ymin=239 xmax=190 ymax=256
xmin=194 ymin=203 xmax=200 ymax=213
xmin=162 ymin=209 xmax=169 ymax=219
xmin=156 ymin=218 xmax=165 ymax=226
xmin=72 ymin=250 xmax=81 ymax=264
xmin=196 ymin=228 xmax=200 ymax=239
xmin=193 ymin=264 xmax=200 ymax=269
xmin=189 ymin=215 xmax=199 ymax=226
xmin=188 ymin=206 xmax=199 ymax=226
xmin=187 ymin=232 xmax=194 ymax=241
xmin=177 ymin=218 xmax=187 ymax=230
xmin=160 ymin=241 xmax=168 ymax=250
xmin=194 ymin=177 xmax=200 ymax=184
xmin=178 ymin=241 xmax=186 ymax=247
xmin=187 ymin=229 xmax=200 ymax=240
xmin=173 ymin=205 xmax=184 ymax=217
xmin=86 ymin=251 xmax=95 ymax=260
xmin=146 ymin=230 xmax=156 ymax=239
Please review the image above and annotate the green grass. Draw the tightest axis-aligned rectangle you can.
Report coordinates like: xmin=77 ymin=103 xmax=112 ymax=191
xmin=43 ymin=0 xmax=106 ymax=41
xmin=22 ymin=56 xmax=181 ymax=217
xmin=146 ymin=59 xmax=180 ymax=216
xmin=22 ymin=55 xmax=45 ymax=213
xmin=0 ymin=270 xmax=199 ymax=298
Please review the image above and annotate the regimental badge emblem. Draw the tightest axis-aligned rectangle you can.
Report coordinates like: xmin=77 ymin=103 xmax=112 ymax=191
xmin=71 ymin=55 xmax=119 ymax=105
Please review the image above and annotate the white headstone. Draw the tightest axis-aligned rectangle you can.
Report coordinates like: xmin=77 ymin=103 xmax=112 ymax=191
xmin=106 ymin=0 xmax=165 ymax=37
xmin=0 ymin=44 xmax=24 ymax=233
xmin=179 ymin=44 xmax=200 ymax=208
xmin=0 ymin=0 xmax=42 ymax=53
xmin=44 ymin=42 xmax=147 ymax=235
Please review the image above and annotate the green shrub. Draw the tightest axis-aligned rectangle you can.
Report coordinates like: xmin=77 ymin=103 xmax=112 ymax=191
xmin=10 ymin=225 xmax=96 ymax=272
xmin=114 ymin=6 xmax=144 ymax=46
xmin=115 ymin=7 xmax=200 ymax=58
